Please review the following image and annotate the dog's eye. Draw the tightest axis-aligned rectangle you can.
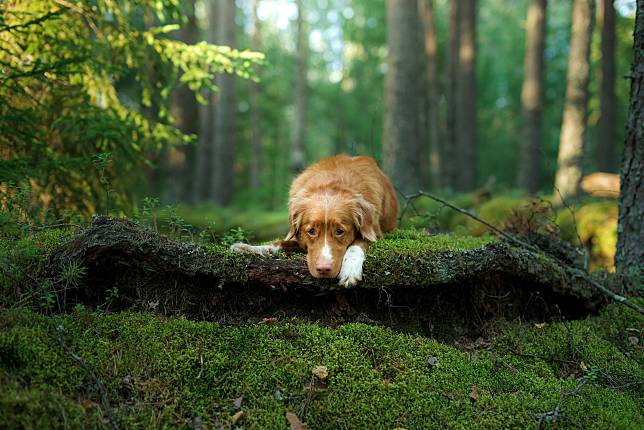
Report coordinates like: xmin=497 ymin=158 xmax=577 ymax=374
xmin=307 ymin=228 xmax=317 ymax=237
xmin=335 ymin=228 xmax=345 ymax=236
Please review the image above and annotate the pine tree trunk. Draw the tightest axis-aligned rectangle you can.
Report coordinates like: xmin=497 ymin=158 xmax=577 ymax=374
xmin=597 ymin=0 xmax=617 ymax=172
xmin=291 ymin=0 xmax=307 ymax=174
xmin=446 ymin=0 xmax=460 ymax=190
xmin=192 ymin=0 xmax=218 ymax=203
xmin=554 ymin=0 xmax=595 ymax=202
xmin=615 ymin=0 xmax=644 ymax=272
xmin=455 ymin=0 xmax=478 ymax=192
xmin=383 ymin=0 xmax=422 ymax=195
xmin=168 ymin=0 xmax=199 ymax=202
xmin=420 ymin=0 xmax=442 ymax=189
xmin=249 ymin=0 xmax=262 ymax=192
xmin=518 ymin=0 xmax=547 ymax=193
xmin=211 ymin=0 xmax=237 ymax=205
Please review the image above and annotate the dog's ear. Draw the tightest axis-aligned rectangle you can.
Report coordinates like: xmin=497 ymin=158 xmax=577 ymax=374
xmin=285 ymin=194 xmax=305 ymax=241
xmin=351 ymin=195 xmax=379 ymax=242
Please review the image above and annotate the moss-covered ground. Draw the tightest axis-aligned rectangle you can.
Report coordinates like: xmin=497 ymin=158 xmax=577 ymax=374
xmin=1 ymin=301 xmax=642 ymax=429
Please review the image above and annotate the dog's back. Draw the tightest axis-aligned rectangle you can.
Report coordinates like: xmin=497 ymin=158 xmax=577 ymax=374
xmin=289 ymin=154 xmax=399 ymax=236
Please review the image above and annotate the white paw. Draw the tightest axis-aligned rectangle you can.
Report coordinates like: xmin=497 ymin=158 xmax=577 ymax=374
xmin=229 ymin=243 xmax=280 ymax=257
xmin=338 ymin=245 xmax=365 ymax=287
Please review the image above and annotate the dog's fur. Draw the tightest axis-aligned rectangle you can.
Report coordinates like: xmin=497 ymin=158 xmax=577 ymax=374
xmin=231 ymin=155 xmax=399 ymax=287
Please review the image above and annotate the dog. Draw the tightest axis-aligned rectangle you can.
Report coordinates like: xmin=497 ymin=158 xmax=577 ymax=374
xmin=230 ymin=154 xmax=399 ymax=287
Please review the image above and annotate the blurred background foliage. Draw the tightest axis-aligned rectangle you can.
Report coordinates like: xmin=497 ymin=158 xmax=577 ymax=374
xmin=0 ymin=0 xmax=636 ymax=272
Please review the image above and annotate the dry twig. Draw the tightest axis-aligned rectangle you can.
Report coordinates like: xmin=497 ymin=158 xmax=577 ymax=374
xmin=52 ymin=323 xmax=119 ymax=430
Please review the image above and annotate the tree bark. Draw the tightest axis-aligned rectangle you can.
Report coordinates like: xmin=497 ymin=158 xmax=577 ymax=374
xmin=554 ymin=0 xmax=595 ymax=202
xmin=192 ymin=0 xmax=219 ymax=203
xmin=455 ymin=0 xmax=478 ymax=192
xmin=249 ymin=0 xmax=262 ymax=192
xmin=211 ymin=0 xmax=237 ymax=205
xmin=518 ymin=0 xmax=547 ymax=193
xmin=615 ymin=0 xmax=644 ymax=273
xmin=419 ymin=0 xmax=443 ymax=189
xmin=446 ymin=0 xmax=460 ymax=190
xmin=168 ymin=0 xmax=199 ymax=202
xmin=597 ymin=0 xmax=617 ymax=173
xmin=383 ymin=0 xmax=422 ymax=195
xmin=291 ymin=0 xmax=307 ymax=174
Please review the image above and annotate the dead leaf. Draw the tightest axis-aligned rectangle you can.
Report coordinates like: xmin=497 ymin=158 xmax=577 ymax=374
xmin=470 ymin=385 xmax=480 ymax=401
xmin=231 ymin=411 xmax=243 ymax=424
xmin=580 ymin=361 xmax=588 ymax=372
xmin=534 ymin=322 xmax=547 ymax=329
xmin=311 ymin=365 xmax=328 ymax=381
xmin=628 ymin=336 xmax=639 ymax=345
xmin=286 ymin=412 xmax=309 ymax=430
xmin=233 ymin=395 xmax=243 ymax=410
xmin=261 ymin=317 xmax=278 ymax=324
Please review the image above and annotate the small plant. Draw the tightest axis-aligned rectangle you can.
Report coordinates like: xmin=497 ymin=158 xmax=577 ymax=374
xmin=139 ymin=197 xmax=161 ymax=231
xmin=59 ymin=260 xmax=87 ymax=290
xmin=220 ymin=227 xmax=251 ymax=247
xmin=197 ymin=221 xmax=219 ymax=244
xmin=39 ymin=279 xmax=56 ymax=311
xmin=164 ymin=206 xmax=193 ymax=239
xmin=92 ymin=152 xmax=114 ymax=215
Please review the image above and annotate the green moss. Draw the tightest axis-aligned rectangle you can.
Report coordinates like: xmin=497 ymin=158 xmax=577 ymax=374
xmin=556 ymin=202 xmax=618 ymax=271
xmin=1 ymin=302 xmax=641 ymax=429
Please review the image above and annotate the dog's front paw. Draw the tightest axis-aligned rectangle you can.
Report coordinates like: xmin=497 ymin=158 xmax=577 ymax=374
xmin=229 ymin=243 xmax=280 ymax=257
xmin=338 ymin=245 xmax=365 ymax=287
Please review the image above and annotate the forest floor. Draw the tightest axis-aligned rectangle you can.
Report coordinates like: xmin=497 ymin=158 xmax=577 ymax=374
xmin=1 ymin=301 xmax=642 ymax=429
xmin=0 ymin=204 xmax=641 ymax=429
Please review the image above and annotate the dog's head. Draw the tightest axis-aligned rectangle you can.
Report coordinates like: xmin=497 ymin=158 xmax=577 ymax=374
xmin=286 ymin=188 xmax=378 ymax=278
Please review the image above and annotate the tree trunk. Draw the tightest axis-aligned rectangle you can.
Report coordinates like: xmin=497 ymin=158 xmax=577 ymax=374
xmin=615 ymin=0 xmax=644 ymax=272
xmin=291 ymin=0 xmax=307 ymax=174
xmin=518 ymin=0 xmax=547 ymax=193
xmin=211 ymin=0 xmax=237 ymax=205
xmin=455 ymin=0 xmax=478 ymax=192
xmin=168 ymin=0 xmax=199 ymax=202
xmin=383 ymin=0 xmax=422 ymax=195
xmin=446 ymin=0 xmax=460 ymax=190
xmin=597 ymin=0 xmax=617 ymax=173
xmin=192 ymin=0 xmax=219 ymax=203
xmin=249 ymin=0 xmax=262 ymax=192
xmin=554 ymin=0 xmax=595 ymax=202
xmin=419 ymin=0 xmax=442 ymax=189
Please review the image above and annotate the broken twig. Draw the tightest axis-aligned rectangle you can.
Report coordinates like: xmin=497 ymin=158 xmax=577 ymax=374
xmin=52 ymin=323 xmax=119 ymax=430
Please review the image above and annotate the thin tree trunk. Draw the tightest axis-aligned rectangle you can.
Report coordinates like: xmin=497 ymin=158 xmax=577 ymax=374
xmin=518 ymin=0 xmax=547 ymax=193
xmin=615 ymin=0 xmax=644 ymax=272
xmin=193 ymin=102 xmax=213 ymax=202
xmin=192 ymin=0 xmax=219 ymax=203
xmin=169 ymin=0 xmax=199 ymax=202
xmin=383 ymin=0 xmax=422 ymax=195
xmin=554 ymin=0 xmax=595 ymax=202
xmin=249 ymin=0 xmax=262 ymax=192
xmin=455 ymin=0 xmax=478 ymax=192
xmin=420 ymin=0 xmax=442 ymax=189
xmin=597 ymin=0 xmax=617 ymax=172
xmin=211 ymin=0 xmax=237 ymax=205
xmin=291 ymin=0 xmax=307 ymax=174
xmin=446 ymin=0 xmax=460 ymax=190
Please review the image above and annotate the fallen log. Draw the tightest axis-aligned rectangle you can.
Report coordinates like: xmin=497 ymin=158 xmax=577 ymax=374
xmin=47 ymin=216 xmax=616 ymax=335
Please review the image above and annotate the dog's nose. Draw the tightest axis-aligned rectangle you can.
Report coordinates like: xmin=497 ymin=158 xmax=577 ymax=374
xmin=316 ymin=262 xmax=333 ymax=274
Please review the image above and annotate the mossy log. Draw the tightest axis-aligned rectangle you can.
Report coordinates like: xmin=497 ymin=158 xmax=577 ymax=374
xmin=47 ymin=215 xmax=614 ymax=335
xmin=50 ymin=216 xmax=605 ymax=311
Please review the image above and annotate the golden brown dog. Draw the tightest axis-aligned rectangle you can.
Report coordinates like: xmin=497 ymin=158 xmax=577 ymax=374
xmin=231 ymin=154 xmax=399 ymax=287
